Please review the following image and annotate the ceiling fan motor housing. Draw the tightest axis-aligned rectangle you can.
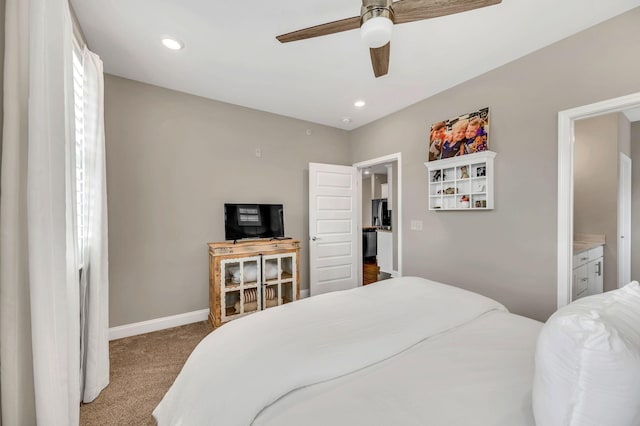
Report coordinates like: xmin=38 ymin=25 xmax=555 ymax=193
xmin=361 ymin=0 xmax=395 ymax=26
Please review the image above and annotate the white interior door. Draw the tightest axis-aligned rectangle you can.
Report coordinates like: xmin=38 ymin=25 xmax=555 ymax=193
xmin=618 ymin=153 xmax=632 ymax=287
xmin=309 ymin=163 xmax=358 ymax=296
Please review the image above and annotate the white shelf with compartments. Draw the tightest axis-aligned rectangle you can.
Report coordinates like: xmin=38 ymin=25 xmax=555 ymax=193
xmin=424 ymin=151 xmax=496 ymax=211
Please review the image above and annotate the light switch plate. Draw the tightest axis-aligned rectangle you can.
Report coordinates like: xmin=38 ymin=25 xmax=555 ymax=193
xmin=410 ymin=220 xmax=423 ymax=231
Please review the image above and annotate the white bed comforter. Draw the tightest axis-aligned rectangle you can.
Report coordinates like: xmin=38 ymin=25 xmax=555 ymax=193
xmin=153 ymin=277 xmax=507 ymax=425
xmin=254 ymin=309 xmax=541 ymax=426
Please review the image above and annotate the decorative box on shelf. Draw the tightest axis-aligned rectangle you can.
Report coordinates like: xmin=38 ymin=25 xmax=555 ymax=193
xmin=424 ymin=151 xmax=496 ymax=211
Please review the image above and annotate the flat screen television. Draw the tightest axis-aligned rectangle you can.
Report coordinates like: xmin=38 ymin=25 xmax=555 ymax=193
xmin=224 ymin=203 xmax=285 ymax=241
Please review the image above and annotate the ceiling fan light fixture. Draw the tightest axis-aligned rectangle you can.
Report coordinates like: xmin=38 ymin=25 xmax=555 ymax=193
xmin=360 ymin=0 xmax=394 ymax=49
xmin=361 ymin=16 xmax=393 ymax=48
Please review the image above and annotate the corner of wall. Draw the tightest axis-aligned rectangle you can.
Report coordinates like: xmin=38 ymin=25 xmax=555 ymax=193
xmin=618 ymin=112 xmax=632 ymax=157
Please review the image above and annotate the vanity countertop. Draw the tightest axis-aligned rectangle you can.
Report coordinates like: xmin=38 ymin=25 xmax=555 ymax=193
xmin=573 ymin=241 xmax=603 ymax=254
xmin=573 ymin=233 xmax=605 ymax=254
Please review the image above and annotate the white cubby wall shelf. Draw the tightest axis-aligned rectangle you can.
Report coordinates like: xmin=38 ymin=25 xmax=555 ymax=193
xmin=424 ymin=151 xmax=496 ymax=211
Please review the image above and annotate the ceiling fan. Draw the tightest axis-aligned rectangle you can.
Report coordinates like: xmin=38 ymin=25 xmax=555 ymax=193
xmin=276 ymin=0 xmax=502 ymax=78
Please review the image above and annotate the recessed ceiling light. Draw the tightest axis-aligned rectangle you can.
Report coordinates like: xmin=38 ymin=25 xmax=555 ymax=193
xmin=162 ymin=38 xmax=184 ymax=50
xmin=342 ymin=117 xmax=352 ymax=124
xmin=354 ymin=100 xmax=366 ymax=108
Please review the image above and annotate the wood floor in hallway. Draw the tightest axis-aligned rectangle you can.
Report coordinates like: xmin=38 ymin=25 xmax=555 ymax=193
xmin=364 ymin=260 xmax=379 ymax=285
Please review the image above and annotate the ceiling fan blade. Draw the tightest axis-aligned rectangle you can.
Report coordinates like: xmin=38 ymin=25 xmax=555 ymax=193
xmin=370 ymin=43 xmax=390 ymax=78
xmin=276 ymin=16 xmax=361 ymax=43
xmin=393 ymin=0 xmax=501 ymax=25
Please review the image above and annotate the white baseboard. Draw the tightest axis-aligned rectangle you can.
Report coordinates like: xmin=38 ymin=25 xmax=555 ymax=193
xmin=109 ymin=308 xmax=210 ymax=341
xmin=109 ymin=292 xmax=313 ymax=341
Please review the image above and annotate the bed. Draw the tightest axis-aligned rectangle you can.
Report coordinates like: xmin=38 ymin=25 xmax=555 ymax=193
xmin=153 ymin=276 xmax=640 ymax=426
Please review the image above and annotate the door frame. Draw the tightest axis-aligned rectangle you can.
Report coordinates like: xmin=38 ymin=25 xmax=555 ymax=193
xmin=557 ymin=92 xmax=640 ymax=308
xmin=618 ymin=152 xmax=632 ymax=288
xmin=353 ymin=152 xmax=403 ymax=286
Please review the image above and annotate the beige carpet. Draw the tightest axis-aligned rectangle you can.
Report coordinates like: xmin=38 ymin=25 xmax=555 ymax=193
xmin=80 ymin=321 xmax=212 ymax=425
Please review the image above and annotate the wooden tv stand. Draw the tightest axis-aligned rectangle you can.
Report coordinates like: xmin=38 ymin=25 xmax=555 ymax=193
xmin=208 ymin=239 xmax=300 ymax=328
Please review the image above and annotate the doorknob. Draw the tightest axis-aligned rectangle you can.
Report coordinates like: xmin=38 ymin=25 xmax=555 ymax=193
xmin=311 ymin=236 xmax=321 ymax=241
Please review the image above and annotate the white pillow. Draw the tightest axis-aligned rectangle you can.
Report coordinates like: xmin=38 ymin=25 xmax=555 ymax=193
xmin=229 ymin=263 xmax=281 ymax=283
xmin=532 ymin=281 xmax=640 ymax=426
xmin=263 ymin=262 xmax=280 ymax=280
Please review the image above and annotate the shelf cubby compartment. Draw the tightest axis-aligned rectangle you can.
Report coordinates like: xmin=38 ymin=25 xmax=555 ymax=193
xmin=457 ymin=195 xmax=471 ymax=209
xmin=281 ymin=256 xmax=294 ymax=281
xmin=471 ymin=194 xmax=488 ymax=209
xmin=471 ymin=162 xmax=487 ymax=178
xmin=223 ymin=258 xmax=260 ymax=289
xmin=430 ymin=196 xmax=443 ymax=210
xmin=264 ymin=283 xmax=279 ymax=308
xmin=263 ymin=257 xmax=280 ymax=284
xmin=424 ymin=151 xmax=496 ymax=211
xmin=457 ymin=180 xmax=470 ymax=195
xmin=224 ymin=290 xmax=241 ymax=317
xmin=471 ymin=178 xmax=486 ymax=194
xmin=456 ymin=165 xmax=471 ymax=180
xmin=281 ymin=282 xmax=294 ymax=305
xmin=442 ymin=167 xmax=455 ymax=183
xmin=430 ymin=182 xmax=442 ymax=196
xmin=443 ymin=196 xmax=457 ymax=210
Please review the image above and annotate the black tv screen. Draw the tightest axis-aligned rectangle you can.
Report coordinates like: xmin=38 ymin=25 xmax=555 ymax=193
xmin=224 ymin=204 xmax=285 ymax=241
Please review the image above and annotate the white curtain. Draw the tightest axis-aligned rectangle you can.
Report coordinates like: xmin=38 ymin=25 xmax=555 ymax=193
xmin=0 ymin=0 xmax=109 ymax=423
xmin=0 ymin=0 xmax=36 ymax=423
xmin=27 ymin=0 xmax=80 ymax=423
xmin=79 ymin=46 xmax=110 ymax=403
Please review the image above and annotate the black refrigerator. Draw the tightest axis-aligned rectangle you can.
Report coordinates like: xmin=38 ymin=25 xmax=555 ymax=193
xmin=372 ymin=198 xmax=391 ymax=227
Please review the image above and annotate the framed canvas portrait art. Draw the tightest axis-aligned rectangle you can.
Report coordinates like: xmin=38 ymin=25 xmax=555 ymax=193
xmin=428 ymin=107 xmax=489 ymax=161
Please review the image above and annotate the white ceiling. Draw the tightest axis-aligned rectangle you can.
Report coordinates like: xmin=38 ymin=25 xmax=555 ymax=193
xmin=71 ymin=0 xmax=640 ymax=130
xmin=364 ymin=163 xmax=394 ymax=175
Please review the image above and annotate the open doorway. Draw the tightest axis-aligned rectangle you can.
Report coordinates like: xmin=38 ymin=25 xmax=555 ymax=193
xmin=354 ymin=153 xmax=402 ymax=286
xmin=557 ymin=92 xmax=640 ymax=308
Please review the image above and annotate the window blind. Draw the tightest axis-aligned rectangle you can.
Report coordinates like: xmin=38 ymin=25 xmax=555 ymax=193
xmin=72 ymin=46 xmax=87 ymax=264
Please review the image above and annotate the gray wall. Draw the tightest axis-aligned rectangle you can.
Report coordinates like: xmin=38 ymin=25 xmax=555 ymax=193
xmin=105 ymin=75 xmax=349 ymax=326
xmin=619 ymin=113 xmax=631 ymax=157
xmin=106 ymin=8 xmax=640 ymax=326
xmin=348 ymin=8 xmax=640 ymax=321
xmin=574 ymin=114 xmax=619 ymax=292
xmin=632 ymin=122 xmax=640 ymax=282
